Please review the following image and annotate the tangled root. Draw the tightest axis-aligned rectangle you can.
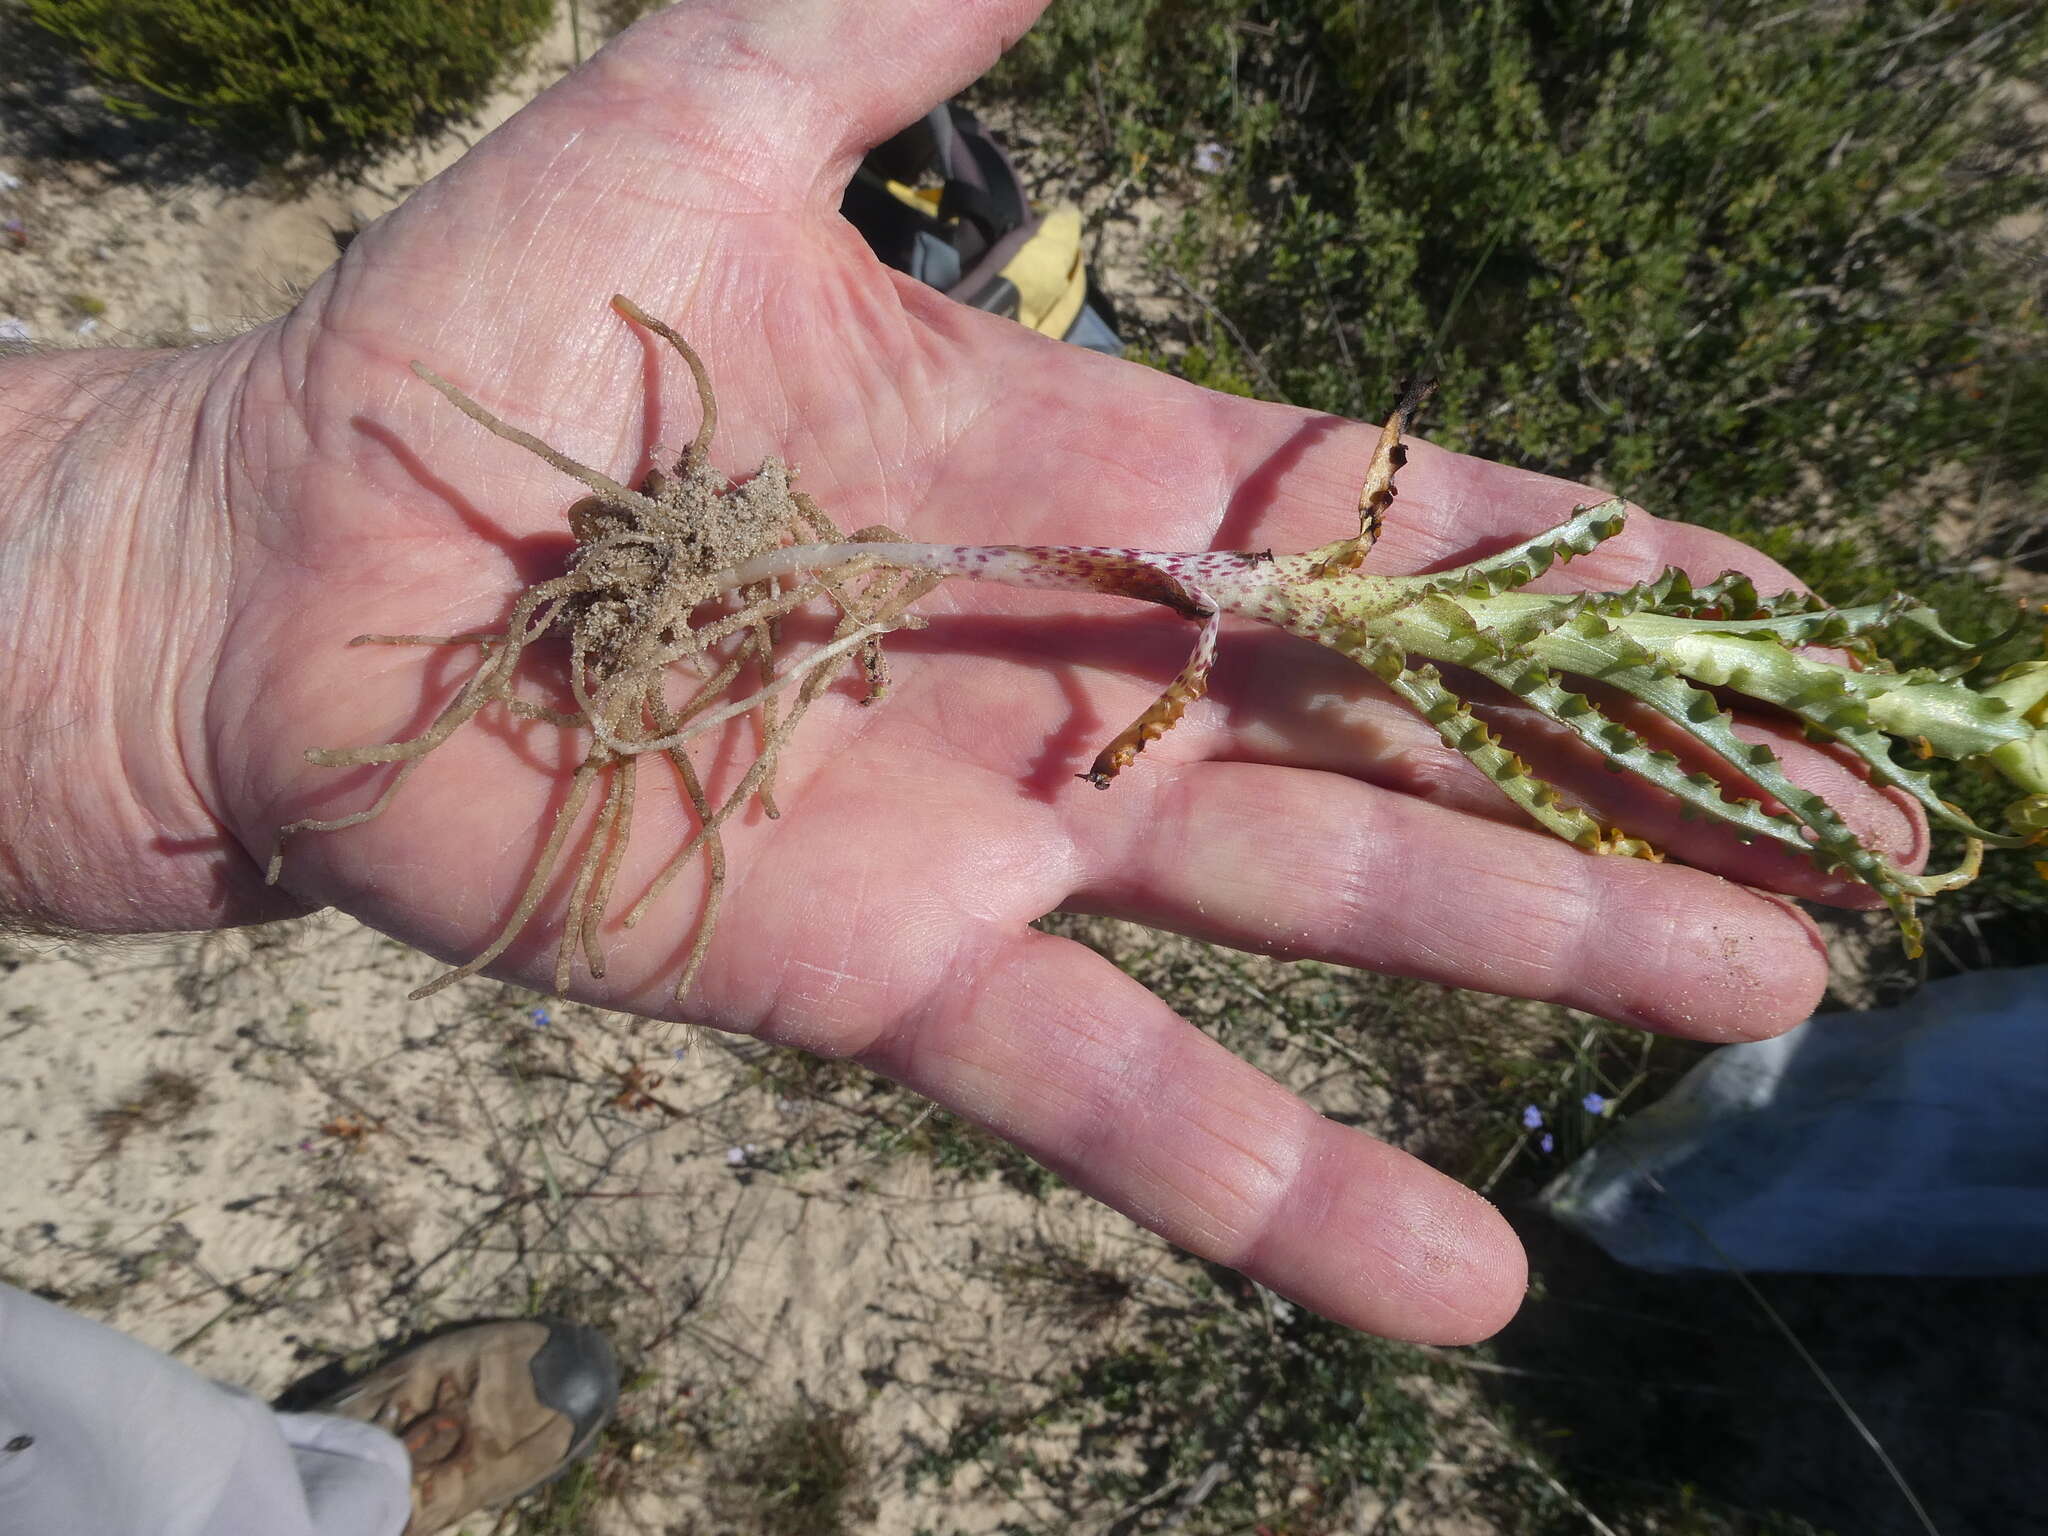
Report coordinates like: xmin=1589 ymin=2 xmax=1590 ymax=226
xmin=269 ymin=296 xmax=937 ymax=1006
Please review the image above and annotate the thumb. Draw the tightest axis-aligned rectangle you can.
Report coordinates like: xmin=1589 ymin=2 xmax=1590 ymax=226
xmin=582 ymin=0 xmax=1050 ymax=200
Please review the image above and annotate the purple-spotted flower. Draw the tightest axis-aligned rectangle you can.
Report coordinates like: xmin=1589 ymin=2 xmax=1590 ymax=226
xmin=1540 ymin=1132 xmax=1555 ymax=1154
xmin=1582 ymin=1092 xmax=1608 ymax=1115
xmin=528 ymin=1005 xmax=551 ymax=1029
xmin=1521 ymin=1104 xmax=1545 ymax=1131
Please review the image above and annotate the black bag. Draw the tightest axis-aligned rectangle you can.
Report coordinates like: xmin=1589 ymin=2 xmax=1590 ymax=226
xmin=842 ymin=103 xmax=1123 ymax=355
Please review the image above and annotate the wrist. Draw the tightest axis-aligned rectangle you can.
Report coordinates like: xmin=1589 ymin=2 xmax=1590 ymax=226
xmin=0 ymin=337 xmax=301 ymax=934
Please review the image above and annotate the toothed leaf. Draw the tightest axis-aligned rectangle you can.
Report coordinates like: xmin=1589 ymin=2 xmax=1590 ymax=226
xmin=1416 ymin=500 xmax=1629 ymax=600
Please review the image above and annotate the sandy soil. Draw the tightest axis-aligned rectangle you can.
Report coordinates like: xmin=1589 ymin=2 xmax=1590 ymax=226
xmin=0 ymin=914 xmax=1169 ymax=1532
xmin=0 ymin=5 xmax=591 ymax=346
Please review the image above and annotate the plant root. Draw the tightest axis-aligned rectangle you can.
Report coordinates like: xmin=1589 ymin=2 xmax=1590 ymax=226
xmin=270 ymin=298 xmax=925 ymax=1007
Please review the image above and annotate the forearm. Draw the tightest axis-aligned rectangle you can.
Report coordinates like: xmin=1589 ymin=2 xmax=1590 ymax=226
xmin=0 ymin=339 xmax=290 ymax=934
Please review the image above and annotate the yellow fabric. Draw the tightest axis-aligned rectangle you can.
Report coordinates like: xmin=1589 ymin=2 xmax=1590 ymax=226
xmin=877 ymin=178 xmax=1089 ymax=338
xmin=883 ymin=178 xmax=943 ymax=214
xmin=1001 ymin=203 xmax=1087 ymax=338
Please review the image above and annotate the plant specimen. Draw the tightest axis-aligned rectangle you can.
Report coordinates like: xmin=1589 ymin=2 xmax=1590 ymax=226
xmin=271 ymin=298 xmax=2048 ymax=1005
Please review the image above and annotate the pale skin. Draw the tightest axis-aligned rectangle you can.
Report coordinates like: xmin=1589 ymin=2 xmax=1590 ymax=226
xmin=0 ymin=0 xmax=1919 ymax=1344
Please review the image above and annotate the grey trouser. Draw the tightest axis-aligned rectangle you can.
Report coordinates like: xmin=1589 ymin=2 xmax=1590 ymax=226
xmin=0 ymin=1284 xmax=411 ymax=1535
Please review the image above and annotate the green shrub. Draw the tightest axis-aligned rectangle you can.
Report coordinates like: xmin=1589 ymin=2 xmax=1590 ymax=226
xmin=27 ymin=0 xmax=552 ymax=158
xmin=992 ymin=0 xmax=2048 ymax=923
xmin=995 ymin=1 xmax=2048 ymax=514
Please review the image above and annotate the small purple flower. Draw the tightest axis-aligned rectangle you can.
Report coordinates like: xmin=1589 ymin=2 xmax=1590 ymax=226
xmin=1582 ymin=1093 xmax=1608 ymax=1115
xmin=297 ymin=1138 xmax=314 ymax=1153
xmin=1520 ymin=1104 xmax=1544 ymax=1131
xmin=1540 ymin=1132 xmax=1555 ymax=1154
xmin=528 ymin=1005 xmax=551 ymax=1029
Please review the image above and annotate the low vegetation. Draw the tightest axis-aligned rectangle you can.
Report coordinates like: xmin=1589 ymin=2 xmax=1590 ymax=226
xmin=25 ymin=0 xmax=551 ymax=159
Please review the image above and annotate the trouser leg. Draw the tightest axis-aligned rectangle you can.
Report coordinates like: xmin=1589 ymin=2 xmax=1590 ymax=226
xmin=276 ymin=1408 xmax=416 ymax=1536
xmin=0 ymin=1282 xmax=411 ymax=1536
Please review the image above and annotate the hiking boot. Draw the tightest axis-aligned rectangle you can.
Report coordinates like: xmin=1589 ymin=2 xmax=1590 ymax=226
xmin=321 ymin=1318 xmax=619 ymax=1535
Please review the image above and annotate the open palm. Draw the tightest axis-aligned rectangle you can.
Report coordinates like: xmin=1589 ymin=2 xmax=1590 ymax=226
xmin=191 ymin=0 xmax=1911 ymax=1342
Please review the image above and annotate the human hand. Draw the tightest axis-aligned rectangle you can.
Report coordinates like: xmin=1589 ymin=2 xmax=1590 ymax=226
xmin=0 ymin=0 xmax=1916 ymax=1342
